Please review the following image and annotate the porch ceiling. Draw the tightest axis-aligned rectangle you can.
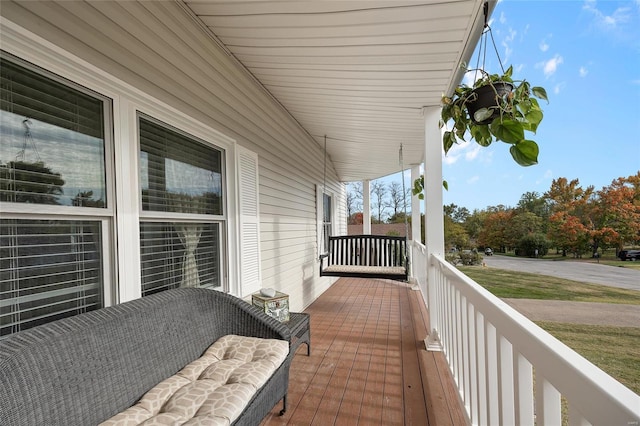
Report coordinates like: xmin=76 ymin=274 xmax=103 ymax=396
xmin=182 ymin=1 xmax=491 ymax=182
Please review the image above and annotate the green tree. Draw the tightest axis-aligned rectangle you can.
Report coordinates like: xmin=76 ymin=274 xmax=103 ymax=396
xmin=464 ymin=209 xmax=488 ymax=242
xmin=506 ymin=211 xmax=543 ymax=248
xmin=444 ymin=215 xmax=470 ymax=250
xmin=387 ymin=211 xmax=408 ymax=224
xmin=517 ymin=233 xmax=550 ymax=257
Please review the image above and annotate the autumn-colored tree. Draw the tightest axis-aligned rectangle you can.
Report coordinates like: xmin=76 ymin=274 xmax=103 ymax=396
xmin=545 ymin=178 xmax=593 ymax=212
xmin=478 ymin=210 xmax=515 ymax=252
xmin=593 ymin=173 xmax=640 ymax=248
xmin=548 ymin=211 xmax=590 ymax=257
xmin=349 ymin=212 xmax=363 ymax=225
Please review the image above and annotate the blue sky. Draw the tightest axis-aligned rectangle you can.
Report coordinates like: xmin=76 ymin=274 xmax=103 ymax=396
xmin=406 ymin=0 xmax=640 ymax=212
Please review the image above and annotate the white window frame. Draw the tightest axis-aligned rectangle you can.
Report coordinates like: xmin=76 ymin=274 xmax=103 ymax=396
xmin=136 ymin=113 xmax=228 ymax=295
xmin=316 ymin=185 xmax=336 ymax=260
xmin=1 ymin=19 xmax=240 ymax=306
xmin=0 ymin=52 xmax=117 ymax=326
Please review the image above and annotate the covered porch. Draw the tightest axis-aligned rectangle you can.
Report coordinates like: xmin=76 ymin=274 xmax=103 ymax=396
xmin=1 ymin=0 xmax=638 ymax=424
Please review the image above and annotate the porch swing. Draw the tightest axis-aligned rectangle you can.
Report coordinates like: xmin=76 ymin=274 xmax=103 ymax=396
xmin=319 ymin=139 xmax=409 ymax=281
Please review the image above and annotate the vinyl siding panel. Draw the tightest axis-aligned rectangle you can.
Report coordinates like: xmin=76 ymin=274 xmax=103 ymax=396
xmin=1 ymin=0 xmax=344 ymax=310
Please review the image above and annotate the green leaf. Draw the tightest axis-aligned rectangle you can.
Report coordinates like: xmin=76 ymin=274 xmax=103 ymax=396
xmin=490 ymin=118 xmax=525 ymax=144
xmin=532 ymin=86 xmax=548 ymax=102
xmin=412 ymin=175 xmax=424 ymax=197
xmin=443 ymin=131 xmax=456 ymax=154
xmin=518 ymin=98 xmax=532 ymax=115
xmin=470 ymin=124 xmax=492 ymax=146
xmin=515 ymin=81 xmax=530 ymax=100
xmin=441 ymin=106 xmax=452 ymax=123
xmin=473 ymin=107 xmax=493 ymax=123
xmin=454 ymin=123 xmax=465 ymax=140
xmin=443 ymin=180 xmax=449 ymax=191
xmin=509 ymin=140 xmax=539 ymax=166
xmin=524 ymin=109 xmax=544 ymax=132
xmin=504 ymin=65 xmax=514 ymax=79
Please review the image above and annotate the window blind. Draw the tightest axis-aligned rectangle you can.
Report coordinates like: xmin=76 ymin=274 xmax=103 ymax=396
xmin=0 ymin=53 xmax=108 ymax=207
xmin=139 ymin=118 xmax=222 ymax=215
xmin=0 ymin=55 xmax=104 ymax=138
xmin=0 ymin=219 xmax=103 ymax=338
xmin=140 ymin=222 xmax=220 ymax=297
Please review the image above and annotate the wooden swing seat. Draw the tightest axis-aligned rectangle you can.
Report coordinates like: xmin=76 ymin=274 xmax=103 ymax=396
xmin=319 ymin=234 xmax=408 ymax=281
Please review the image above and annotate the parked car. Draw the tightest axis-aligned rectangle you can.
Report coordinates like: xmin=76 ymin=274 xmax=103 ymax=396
xmin=618 ymin=250 xmax=640 ymax=261
xmin=484 ymin=247 xmax=493 ymax=256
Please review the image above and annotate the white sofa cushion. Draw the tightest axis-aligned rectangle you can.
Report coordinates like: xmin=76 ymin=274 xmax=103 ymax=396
xmin=100 ymin=335 xmax=289 ymax=426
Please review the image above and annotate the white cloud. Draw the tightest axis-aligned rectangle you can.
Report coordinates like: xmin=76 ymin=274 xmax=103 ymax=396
xmin=467 ymin=176 xmax=480 ymax=184
xmin=579 ymin=66 xmax=588 ymax=77
xmin=498 ymin=28 xmax=517 ymax=64
xmin=465 ymin=144 xmax=482 ymax=161
xmin=442 ymin=138 xmax=493 ymax=166
xmin=499 ymin=12 xmax=506 ymax=24
xmin=541 ymin=54 xmax=564 ymax=77
xmin=539 ymin=34 xmax=552 ymax=52
xmin=583 ymin=0 xmax=632 ymax=29
xmin=443 ymin=151 xmax=460 ymax=165
xmin=553 ymin=82 xmax=565 ymax=95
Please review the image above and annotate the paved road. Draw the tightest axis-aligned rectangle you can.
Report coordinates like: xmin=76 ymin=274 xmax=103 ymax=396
xmin=482 ymin=255 xmax=640 ymax=291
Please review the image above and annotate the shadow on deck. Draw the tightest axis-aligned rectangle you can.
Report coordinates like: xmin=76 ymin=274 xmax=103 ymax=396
xmin=262 ymin=277 xmax=467 ymax=425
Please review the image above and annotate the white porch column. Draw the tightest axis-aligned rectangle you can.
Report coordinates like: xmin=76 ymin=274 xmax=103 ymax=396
xmin=423 ymin=106 xmax=445 ymax=351
xmin=410 ymin=165 xmax=422 ymax=244
xmin=362 ymin=179 xmax=371 ymax=234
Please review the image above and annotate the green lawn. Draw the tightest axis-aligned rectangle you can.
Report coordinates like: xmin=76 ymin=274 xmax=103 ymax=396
xmin=536 ymin=322 xmax=640 ymax=395
xmin=458 ymin=266 xmax=640 ymax=304
xmin=457 ymin=265 xmax=640 ymax=397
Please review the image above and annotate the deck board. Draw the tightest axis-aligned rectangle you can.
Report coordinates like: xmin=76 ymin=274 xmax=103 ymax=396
xmin=261 ymin=277 xmax=467 ymax=425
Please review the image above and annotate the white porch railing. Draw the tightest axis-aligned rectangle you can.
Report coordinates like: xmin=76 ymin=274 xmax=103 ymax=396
xmin=411 ymin=241 xmax=640 ymax=426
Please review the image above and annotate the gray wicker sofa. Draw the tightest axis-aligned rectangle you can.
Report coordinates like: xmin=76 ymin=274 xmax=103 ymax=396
xmin=0 ymin=288 xmax=292 ymax=426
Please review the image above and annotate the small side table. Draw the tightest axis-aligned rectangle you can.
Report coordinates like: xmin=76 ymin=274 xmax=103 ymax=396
xmin=286 ymin=312 xmax=310 ymax=356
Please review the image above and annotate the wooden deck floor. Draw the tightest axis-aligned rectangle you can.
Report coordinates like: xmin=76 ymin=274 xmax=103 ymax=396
xmin=261 ymin=277 xmax=467 ymax=426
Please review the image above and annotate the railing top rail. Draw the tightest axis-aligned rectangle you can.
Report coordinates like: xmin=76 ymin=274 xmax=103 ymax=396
xmin=431 ymin=253 xmax=640 ymax=423
xmin=329 ymin=234 xmax=406 ymax=242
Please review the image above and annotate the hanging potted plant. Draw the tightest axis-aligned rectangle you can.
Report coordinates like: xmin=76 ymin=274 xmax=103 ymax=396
xmin=442 ymin=64 xmax=548 ymax=167
xmin=442 ymin=1 xmax=548 ymax=167
xmin=412 ymin=2 xmax=548 ymax=199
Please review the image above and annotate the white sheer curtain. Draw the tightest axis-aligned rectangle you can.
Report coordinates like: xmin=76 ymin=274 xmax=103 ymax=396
xmin=176 ymin=224 xmax=202 ymax=287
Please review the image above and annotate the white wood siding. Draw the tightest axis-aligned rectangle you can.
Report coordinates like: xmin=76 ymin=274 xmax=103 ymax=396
xmin=1 ymin=0 xmax=345 ymax=310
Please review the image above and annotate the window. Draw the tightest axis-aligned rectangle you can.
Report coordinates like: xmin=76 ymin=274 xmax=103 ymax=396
xmin=0 ymin=53 xmax=112 ymax=337
xmin=138 ymin=116 xmax=224 ymax=296
xmin=323 ymin=193 xmax=333 ymax=254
